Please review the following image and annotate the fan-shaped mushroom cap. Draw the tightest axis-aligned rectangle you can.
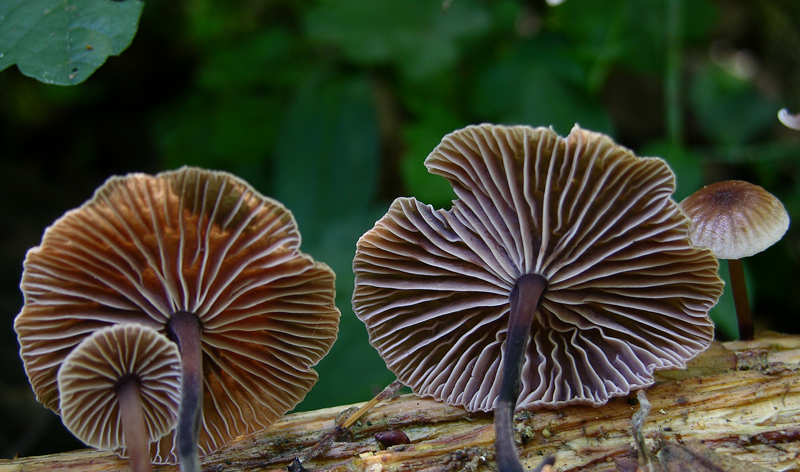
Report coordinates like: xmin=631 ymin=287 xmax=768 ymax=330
xmin=58 ymin=323 xmax=181 ymax=450
xmin=15 ymin=167 xmax=340 ymax=462
xmin=680 ymin=180 xmax=790 ymax=260
xmin=353 ymin=124 xmax=723 ymax=412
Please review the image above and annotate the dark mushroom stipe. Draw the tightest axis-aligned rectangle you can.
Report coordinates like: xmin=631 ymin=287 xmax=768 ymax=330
xmin=495 ymin=273 xmax=548 ymax=472
xmin=116 ymin=375 xmax=151 ymax=472
xmin=532 ymin=455 xmax=556 ymax=472
xmin=728 ymin=259 xmax=753 ymax=340
xmin=168 ymin=311 xmax=203 ymax=472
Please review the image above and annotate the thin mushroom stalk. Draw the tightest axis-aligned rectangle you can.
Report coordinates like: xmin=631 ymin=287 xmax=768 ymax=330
xmin=679 ymin=180 xmax=789 ymax=341
xmin=117 ymin=376 xmax=152 ymax=472
xmin=495 ymin=274 xmax=548 ymax=472
xmin=168 ymin=311 xmax=204 ymax=472
xmin=728 ymin=259 xmax=753 ymax=340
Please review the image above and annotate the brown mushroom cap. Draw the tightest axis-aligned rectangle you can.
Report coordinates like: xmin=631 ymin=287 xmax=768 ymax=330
xmin=58 ymin=323 xmax=181 ymax=450
xmin=353 ymin=124 xmax=723 ymax=411
xmin=680 ymin=180 xmax=790 ymax=260
xmin=15 ymin=167 xmax=340 ymax=462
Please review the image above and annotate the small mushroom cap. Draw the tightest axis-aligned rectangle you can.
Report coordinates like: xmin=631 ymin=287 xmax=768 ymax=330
xmin=58 ymin=323 xmax=181 ymax=450
xmin=15 ymin=167 xmax=340 ymax=462
xmin=778 ymin=108 xmax=800 ymax=131
xmin=680 ymin=180 xmax=790 ymax=260
xmin=354 ymin=124 xmax=723 ymax=412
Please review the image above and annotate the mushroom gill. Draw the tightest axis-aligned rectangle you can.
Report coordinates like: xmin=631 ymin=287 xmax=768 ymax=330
xmin=353 ymin=124 xmax=723 ymax=470
xmin=58 ymin=323 xmax=181 ymax=472
xmin=15 ymin=167 xmax=340 ymax=470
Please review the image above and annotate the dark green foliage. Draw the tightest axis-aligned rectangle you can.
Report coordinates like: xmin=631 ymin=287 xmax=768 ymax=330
xmin=470 ymin=35 xmax=614 ymax=135
xmin=690 ymin=63 xmax=779 ymax=145
xmin=0 ymin=0 xmax=144 ymax=85
xmin=305 ymin=0 xmax=491 ymax=80
xmin=1 ymin=0 xmax=799 ymax=460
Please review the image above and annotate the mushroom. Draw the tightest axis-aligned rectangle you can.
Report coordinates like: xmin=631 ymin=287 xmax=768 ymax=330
xmin=14 ymin=167 xmax=340 ymax=471
xmin=58 ymin=323 xmax=181 ymax=472
xmin=778 ymin=108 xmax=800 ymax=130
xmin=680 ymin=180 xmax=789 ymax=340
xmin=352 ymin=124 xmax=723 ymax=471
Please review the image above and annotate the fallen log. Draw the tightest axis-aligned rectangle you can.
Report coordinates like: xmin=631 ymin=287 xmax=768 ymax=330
xmin=1 ymin=333 xmax=798 ymax=472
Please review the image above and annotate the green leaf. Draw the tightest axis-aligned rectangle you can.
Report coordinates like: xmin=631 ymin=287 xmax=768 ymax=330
xmin=272 ymin=72 xmax=380 ymax=244
xmin=271 ymin=73 xmax=388 ymax=410
xmin=153 ymin=29 xmax=308 ymax=181
xmin=471 ymin=36 xmax=613 ymax=135
xmin=400 ymin=107 xmax=460 ymax=208
xmin=154 ymin=92 xmax=283 ymax=178
xmin=305 ymin=0 xmax=490 ymax=80
xmin=689 ymin=64 xmax=778 ymax=145
xmin=198 ymin=30 xmax=303 ymax=90
xmin=0 ymin=0 xmax=144 ymax=85
xmin=549 ymin=0 xmax=717 ymax=75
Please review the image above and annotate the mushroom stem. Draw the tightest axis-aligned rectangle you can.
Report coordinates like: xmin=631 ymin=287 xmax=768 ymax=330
xmin=117 ymin=376 xmax=152 ymax=472
xmin=728 ymin=259 xmax=753 ymax=340
xmin=495 ymin=273 xmax=548 ymax=472
xmin=168 ymin=311 xmax=203 ymax=472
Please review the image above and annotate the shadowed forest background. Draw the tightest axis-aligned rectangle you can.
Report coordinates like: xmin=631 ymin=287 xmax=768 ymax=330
xmin=1 ymin=0 xmax=799 ymax=460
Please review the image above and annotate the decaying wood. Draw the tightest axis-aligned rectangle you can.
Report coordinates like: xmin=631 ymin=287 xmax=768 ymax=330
xmin=2 ymin=334 xmax=799 ymax=472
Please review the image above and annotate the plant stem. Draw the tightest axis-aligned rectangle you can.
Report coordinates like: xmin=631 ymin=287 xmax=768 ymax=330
xmin=168 ymin=311 xmax=203 ymax=472
xmin=728 ymin=259 xmax=753 ymax=340
xmin=342 ymin=380 xmax=404 ymax=429
xmin=296 ymin=380 xmax=405 ymax=465
xmin=117 ymin=377 xmax=151 ymax=472
xmin=495 ymin=273 xmax=548 ymax=472
xmin=666 ymin=0 xmax=683 ymax=147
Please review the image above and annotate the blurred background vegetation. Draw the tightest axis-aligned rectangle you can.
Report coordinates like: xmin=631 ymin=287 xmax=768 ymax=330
xmin=1 ymin=0 xmax=799 ymax=460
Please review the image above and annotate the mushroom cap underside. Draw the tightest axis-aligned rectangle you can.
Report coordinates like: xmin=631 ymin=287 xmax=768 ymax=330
xmin=58 ymin=323 xmax=181 ymax=451
xmin=15 ymin=166 xmax=341 ymax=461
xmin=353 ymin=124 xmax=723 ymax=412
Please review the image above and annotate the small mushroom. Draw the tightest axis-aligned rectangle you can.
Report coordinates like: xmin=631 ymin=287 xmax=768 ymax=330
xmin=58 ymin=323 xmax=181 ymax=472
xmin=353 ymin=124 xmax=723 ymax=471
xmin=680 ymin=180 xmax=789 ymax=340
xmin=778 ymin=108 xmax=800 ymax=130
xmin=15 ymin=167 xmax=340 ymax=471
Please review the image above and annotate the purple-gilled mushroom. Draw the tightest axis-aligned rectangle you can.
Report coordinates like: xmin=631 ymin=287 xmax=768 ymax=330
xmin=680 ymin=180 xmax=789 ymax=340
xmin=58 ymin=323 xmax=181 ymax=472
xmin=352 ymin=124 xmax=723 ymax=471
xmin=14 ymin=167 xmax=340 ymax=472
